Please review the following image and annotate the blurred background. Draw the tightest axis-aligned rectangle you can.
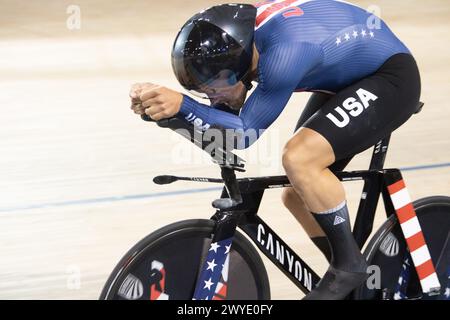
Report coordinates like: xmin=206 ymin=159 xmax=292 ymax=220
xmin=0 ymin=0 xmax=449 ymax=299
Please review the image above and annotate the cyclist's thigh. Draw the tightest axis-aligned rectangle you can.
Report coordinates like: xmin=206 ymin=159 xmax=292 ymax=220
xmin=295 ymin=92 xmax=352 ymax=172
xmin=302 ymin=53 xmax=421 ymax=161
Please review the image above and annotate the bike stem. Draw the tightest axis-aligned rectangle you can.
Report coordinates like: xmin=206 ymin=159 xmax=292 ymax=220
xmin=212 ymin=166 xmax=243 ymax=210
xmin=146 ymin=116 xmax=246 ymax=211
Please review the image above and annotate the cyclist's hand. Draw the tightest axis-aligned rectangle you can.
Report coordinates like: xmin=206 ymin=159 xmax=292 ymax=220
xmin=140 ymin=86 xmax=183 ymax=121
xmin=129 ymin=83 xmax=157 ymax=115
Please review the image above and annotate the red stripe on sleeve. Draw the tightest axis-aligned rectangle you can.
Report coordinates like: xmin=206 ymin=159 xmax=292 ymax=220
xmin=256 ymin=0 xmax=299 ymax=27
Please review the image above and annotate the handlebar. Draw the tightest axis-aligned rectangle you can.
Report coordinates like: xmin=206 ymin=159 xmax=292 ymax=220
xmin=142 ymin=113 xmax=245 ymax=210
xmin=140 ymin=114 xmax=154 ymax=122
xmin=142 ymin=114 xmax=245 ymax=170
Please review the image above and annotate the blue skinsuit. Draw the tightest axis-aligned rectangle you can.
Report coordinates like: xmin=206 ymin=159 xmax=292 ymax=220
xmin=177 ymin=0 xmax=410 ymax=149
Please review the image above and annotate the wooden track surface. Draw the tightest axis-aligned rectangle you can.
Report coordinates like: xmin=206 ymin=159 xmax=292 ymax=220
xmin=0 ymin=0 xmax=449 ymax=299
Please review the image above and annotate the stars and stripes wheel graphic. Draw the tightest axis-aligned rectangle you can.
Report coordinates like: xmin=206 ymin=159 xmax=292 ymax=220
xmin=100 ymin=219 xmax=270 ymax=300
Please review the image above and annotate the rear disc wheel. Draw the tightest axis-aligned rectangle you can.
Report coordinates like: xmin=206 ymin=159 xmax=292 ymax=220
xmin=354 ymin=196 xmax=450 ymax=300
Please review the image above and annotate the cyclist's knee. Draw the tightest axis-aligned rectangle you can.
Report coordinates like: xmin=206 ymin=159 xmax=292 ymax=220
xmin=281 ymin=187 xmax=304 ymax=208
xmin=282 ymin=140 xmax=317 ymax=181
xmin=282 ymin=128 xmax=335 ymax=179
xmin=283 ymin=141 xmax=309 ymax=174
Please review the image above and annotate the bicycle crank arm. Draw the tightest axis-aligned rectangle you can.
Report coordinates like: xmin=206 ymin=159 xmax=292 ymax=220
xmin=153 ymin=175 xmax=223 ymax=185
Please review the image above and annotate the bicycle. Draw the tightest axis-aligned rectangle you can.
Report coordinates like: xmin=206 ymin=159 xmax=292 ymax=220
xmin=100 ymin=102 xmax=450 ymax=300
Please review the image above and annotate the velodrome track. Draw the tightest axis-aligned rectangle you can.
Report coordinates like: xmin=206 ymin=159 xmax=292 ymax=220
xmin=0 ymin=0 xmax=449 ymax=299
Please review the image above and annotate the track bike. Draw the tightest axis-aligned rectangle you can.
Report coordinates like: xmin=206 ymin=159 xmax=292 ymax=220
xmin=100 ymin=103 xmax=450 ymax=300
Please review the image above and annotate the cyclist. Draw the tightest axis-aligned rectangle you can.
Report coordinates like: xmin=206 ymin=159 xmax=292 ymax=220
xmin=130 ymin=1 xmax=421 ymax=299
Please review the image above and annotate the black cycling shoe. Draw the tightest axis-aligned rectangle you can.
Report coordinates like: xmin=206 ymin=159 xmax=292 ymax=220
xmin=302 ymin=265 xmax=368 ymax=300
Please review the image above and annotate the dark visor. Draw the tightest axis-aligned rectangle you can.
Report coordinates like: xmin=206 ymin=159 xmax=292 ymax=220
xmin=172 ymin=20 xmax=252 ymax=97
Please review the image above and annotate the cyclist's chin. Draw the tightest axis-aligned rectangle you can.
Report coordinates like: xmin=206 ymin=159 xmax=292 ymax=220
xmin=228 ymin=95 xmax=247 ymax=111
xmin=214 ymin=86 xmax=247 ymax=111
xmin=228 ymin=103 xmax=243 ymax=111
xmin=217 ymin=100 xmax=243 ymax=111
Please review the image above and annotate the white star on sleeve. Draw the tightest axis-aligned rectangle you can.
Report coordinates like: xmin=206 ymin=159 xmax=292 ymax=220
xmin=204 ymin=277 xmax=214 ymax=290
xmin=353 ymin=30 xmax=358 ymax=38
xmin=209 ymin=242 xmax=220 ymax=253
xmin=206 ymin=259 xmax=217 ymax=272
xmin=336 ymin=37 xmax=342 ymax=45
xmin=361 ymin=29 xmax=367 ymax=37
xmin=344 ymin=33 xmax=350 ymax=41
xmin=225 ymin=245 xmax=231 ymax=254
xmin=370 ymin=31 xmax=375 ymax=37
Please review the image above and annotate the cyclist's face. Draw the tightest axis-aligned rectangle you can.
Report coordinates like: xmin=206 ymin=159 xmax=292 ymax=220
xmin=206 ymin=81 xmax=248 ymax=111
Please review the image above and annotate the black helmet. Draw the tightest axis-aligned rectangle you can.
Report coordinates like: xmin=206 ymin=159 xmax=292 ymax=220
xmin=171 ymin=3 xmax=257 ymax=98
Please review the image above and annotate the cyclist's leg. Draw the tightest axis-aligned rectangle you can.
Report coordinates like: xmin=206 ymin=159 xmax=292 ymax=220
xmin=282 ymin=92 xmax=352 ymax=262
xmin=283 ymin=53 xmax=421 ymax=299
xmin=283 ymin=93 xmax=333 ymax=261
xmin=294 ymin=92 xmax=355 ymax=172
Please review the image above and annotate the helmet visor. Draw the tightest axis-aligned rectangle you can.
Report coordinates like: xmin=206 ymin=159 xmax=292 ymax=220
xmin=172 ymin=20 xmax=252 ymax=98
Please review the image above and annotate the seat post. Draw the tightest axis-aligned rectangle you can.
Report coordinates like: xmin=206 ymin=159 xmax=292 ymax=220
xmin=369 ymin=134 xmax=391 ymax=170
xmin=353 ymin=135 xmax=391 ymax=247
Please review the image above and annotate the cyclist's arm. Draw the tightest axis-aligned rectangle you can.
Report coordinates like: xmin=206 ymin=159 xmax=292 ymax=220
xmin=177 ymin=43 xmax=323 ymax=149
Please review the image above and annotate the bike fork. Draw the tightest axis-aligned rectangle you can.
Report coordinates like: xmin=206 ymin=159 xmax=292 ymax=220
xmin=192 ymin=211 xmax=240 ymax=300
